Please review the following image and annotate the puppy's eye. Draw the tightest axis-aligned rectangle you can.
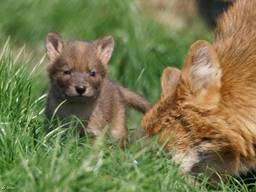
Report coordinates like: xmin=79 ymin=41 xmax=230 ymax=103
xmin=63 ymin=69 xmax=71 ymax=75
xmin=89 ymin=71 xmax=96 ymax=77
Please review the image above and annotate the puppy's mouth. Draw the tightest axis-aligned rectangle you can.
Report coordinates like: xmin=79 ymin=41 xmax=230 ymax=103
xmin=65 ymin=93 xmax=94 ymax=99
xmin=61 ymin=86 xmax=101 ymax=101
xmin=64 ymin=91 xmax=99 ymax=101
xmin=64 ymin=95 xmax=95 ymax=103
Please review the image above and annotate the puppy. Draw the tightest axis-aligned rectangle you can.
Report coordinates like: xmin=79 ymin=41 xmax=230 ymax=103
xmin=45 ymin=33 xmax=151 ymax=144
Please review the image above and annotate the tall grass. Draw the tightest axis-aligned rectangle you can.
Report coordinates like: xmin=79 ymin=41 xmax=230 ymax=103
xmin=0 ymin=43 xmax=203 ymax=191
xmin=0 ymin=44 xmax=253 ymax=192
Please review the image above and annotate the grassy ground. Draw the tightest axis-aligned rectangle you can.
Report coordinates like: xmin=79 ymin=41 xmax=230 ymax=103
xmin=0 ymin=0 xmax=254 ymax=191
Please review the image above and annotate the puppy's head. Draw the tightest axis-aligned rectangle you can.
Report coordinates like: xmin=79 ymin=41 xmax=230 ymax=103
xmin=45 ymin=32 xmax=114 ymax=100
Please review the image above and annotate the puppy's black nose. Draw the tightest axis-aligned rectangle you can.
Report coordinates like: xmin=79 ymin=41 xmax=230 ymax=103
xmin=75 ymin=86 xmax=86 ymax=95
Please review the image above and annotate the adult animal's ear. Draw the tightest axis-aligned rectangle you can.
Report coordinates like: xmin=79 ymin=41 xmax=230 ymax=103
xmin=161 ymin=67 xmax=180 ymax=100
xmin=45 ymin=32 xmax=64 ymax=62
xmin=181 ymin=40 xmax=222 ymax=108
xmin=94 ymin=35 xmax=114 ymax=68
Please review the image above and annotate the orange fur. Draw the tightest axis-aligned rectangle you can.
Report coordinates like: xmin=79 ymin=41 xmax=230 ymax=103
xmin=141 ymin=0 xmax=256 ymax=180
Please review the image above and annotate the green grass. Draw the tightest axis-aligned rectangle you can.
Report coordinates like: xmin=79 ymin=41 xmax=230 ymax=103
xmin=0 ymin=0 xmax=212 ymax=101
xmin=0 ymin=45 xmax=199 ymax=191
xmin=0 ymin=0 xmax=254 ymax=191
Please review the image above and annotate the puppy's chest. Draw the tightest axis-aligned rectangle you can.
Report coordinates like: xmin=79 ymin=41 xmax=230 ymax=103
xmin=57 ymin=102 xmax=95 ymax=120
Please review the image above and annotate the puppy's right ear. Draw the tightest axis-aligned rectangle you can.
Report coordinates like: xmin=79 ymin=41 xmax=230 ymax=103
xmin=45 ymin=32 xmax=64 ymax=62
xmin=161 ymin=67 xmax=180 ymax=100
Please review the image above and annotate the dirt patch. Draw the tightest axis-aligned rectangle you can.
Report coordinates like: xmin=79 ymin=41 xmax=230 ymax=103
xmin=139 ymin=0 xmax=198 ymax=31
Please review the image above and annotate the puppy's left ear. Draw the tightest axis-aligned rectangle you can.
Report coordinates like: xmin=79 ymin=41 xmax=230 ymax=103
xmin=95 ymin=35 xmax=115 ymax=67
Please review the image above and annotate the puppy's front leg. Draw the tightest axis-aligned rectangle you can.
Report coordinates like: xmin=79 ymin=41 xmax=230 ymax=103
xmin=111 ymin=105 xmax=128 ymax=147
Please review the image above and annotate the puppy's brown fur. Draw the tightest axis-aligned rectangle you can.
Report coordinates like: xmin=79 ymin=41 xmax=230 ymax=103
xmin=45 ymin=33 xmax=151 ymax=144
xmin=142 ymin=0 xmax=256 ymax=180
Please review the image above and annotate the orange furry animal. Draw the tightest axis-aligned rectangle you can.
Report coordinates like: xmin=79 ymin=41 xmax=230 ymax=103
xmin=141 ymin=0 xmax=256 ymax=180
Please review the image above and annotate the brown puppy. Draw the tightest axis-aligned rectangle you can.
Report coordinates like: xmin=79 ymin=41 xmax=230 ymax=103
xmin=45 ymin=33 xmax=151 ymax=144
xmin=142 ymin=0 xmax=256 ymax=181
